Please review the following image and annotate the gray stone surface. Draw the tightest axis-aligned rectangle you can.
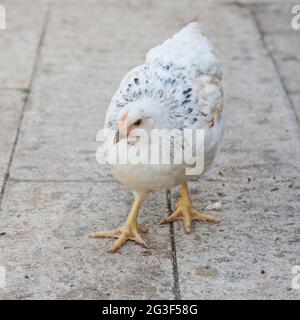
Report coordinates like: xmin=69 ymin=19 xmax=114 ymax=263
xmin=0 ymin=91 xmax=24 ymax=188
xmin=253 ymin=4 xmax=300 ymax=123
xmin=0 ymin=1 xmax=48 ymax=88
xmin=0 ymin=181 xmax=173 ymax=299
xmin=0 ymin=0 xmax=299 ymax=300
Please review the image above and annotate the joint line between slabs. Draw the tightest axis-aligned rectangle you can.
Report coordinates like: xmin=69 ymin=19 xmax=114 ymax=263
xmin=251 ymin=9 xmax=300 ymax=136
xmin=166 ymin=189 xmax=181 ymax=300
xmin=8 ymin=178 xmax=118 ymax=184
xmin=0 ymin=4 xmax=52 ymax=211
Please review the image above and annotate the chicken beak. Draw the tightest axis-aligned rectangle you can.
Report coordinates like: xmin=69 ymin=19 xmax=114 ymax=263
xmin=113 ymin=128 xmax=128 ymax=144
xmin=114 ymin=129 xmax=120 ymax=144
xmin=114 ymin=112 xmax=129 ymax=144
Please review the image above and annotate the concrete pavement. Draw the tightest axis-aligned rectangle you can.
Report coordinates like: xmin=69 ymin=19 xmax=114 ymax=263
xmin=0 ymin=0 xmax=299 ymax=299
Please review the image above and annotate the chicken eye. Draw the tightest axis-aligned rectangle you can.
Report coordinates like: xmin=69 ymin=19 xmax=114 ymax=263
xmin=134 ymin=119 xmax=142 ymax=126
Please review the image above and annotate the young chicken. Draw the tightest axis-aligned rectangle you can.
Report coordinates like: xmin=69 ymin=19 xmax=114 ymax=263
xmin=92 ymin=22 xmax=223 ymax=252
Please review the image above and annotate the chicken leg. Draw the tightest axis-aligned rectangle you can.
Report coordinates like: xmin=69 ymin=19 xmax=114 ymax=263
xmin=91 ymin=197 xmax=148 ymax=252
xmin=160 ymin=182 xmax=220 ymax=233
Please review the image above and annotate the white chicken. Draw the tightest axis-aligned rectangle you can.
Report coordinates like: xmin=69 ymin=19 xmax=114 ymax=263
xmin=92 ymin=22 xmax=223 ymax=252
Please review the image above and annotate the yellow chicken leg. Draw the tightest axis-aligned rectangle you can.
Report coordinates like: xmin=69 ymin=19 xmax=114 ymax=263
xmin=91 ymin=198 xmax=148 ymax=252
xmin=160 ymin=182 xmax=220 ymax=233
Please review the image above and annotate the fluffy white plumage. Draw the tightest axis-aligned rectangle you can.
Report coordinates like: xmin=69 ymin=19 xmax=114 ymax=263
xmin=104 ymin=22 xmax=223 ymax=199
xmin=146 ymin=22 xmax=222 ymax=79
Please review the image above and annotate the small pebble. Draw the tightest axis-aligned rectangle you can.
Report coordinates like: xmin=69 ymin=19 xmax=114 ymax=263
xmin=142 ymin=250 xmax=152 ymax=256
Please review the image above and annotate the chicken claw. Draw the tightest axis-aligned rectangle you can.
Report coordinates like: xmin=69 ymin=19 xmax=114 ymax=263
xmin=160 ymin=206 xmax=220 ymax=233
xmin=91 ymin=198 xmax=148 ymax=252
xmin=160 ymin=183 xmax=220 ymax=233
xmin=91 ymin=224 xmax=148 ymax=252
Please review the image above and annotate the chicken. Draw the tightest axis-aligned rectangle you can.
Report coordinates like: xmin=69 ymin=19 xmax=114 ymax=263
xmin=92 ymin=22 xmax=223 ymax=252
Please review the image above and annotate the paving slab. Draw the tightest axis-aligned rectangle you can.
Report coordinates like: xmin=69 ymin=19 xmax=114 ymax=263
xmin=0 ymin=181 xmax=174 ymax=299
xmin=0 ymin=91 xmax=24 ymax=189
xmin=0 ymin=1 xmax=48 ymax=88
xmin=253 ymin=4 xmax=300 ymax=124
xmin=0 ymin=1 xmax=299 ymax=300
xmin=171 ymin=5 xmax=300 ymax=299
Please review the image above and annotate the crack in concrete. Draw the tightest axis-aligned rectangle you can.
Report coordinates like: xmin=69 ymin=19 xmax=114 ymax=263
xmin=0 ymin=4 xmax=52 ymax=211
xmin=0 ymin=87 xmax=29 ymax=91
xmin=166 ymin=189 xmax=181 ymax=300
xmin=8 ymin=178 xmax=118 ymax=184
xmin=251 ymin=8 xmax=300 ymax=136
